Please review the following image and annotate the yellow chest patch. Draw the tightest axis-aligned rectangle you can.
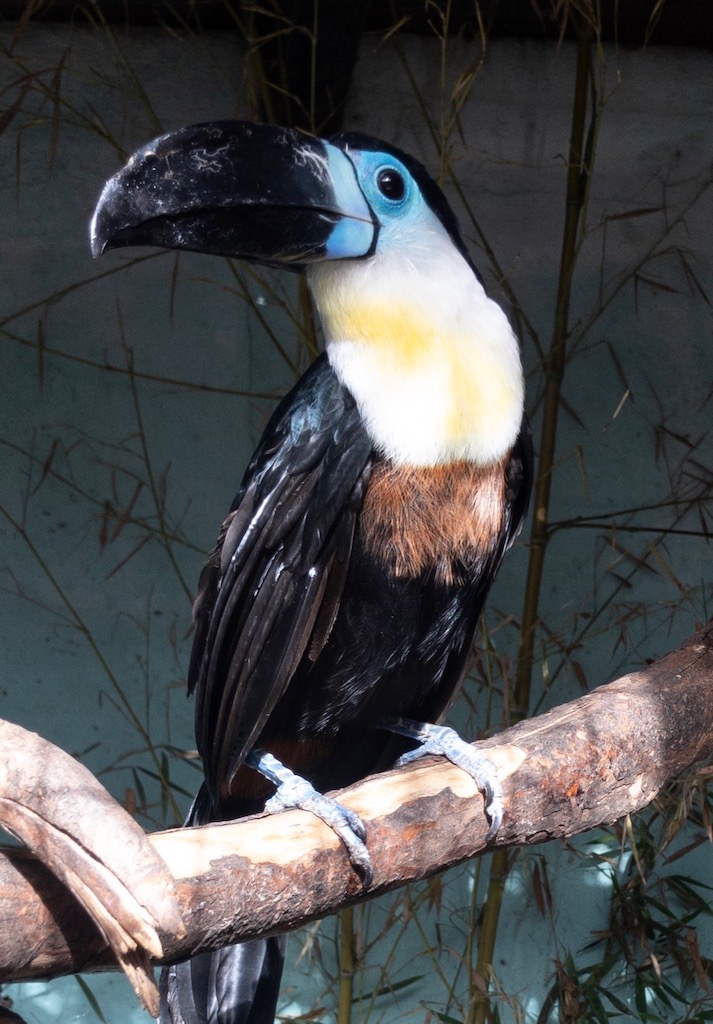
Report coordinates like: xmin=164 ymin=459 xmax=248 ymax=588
xmin=330 ymin=299 xmax=516 ymax=455
xmin=311 ymin=262 xmax=524 ymax=467
xmin=331 ymin=300 xmax=441 ymax=367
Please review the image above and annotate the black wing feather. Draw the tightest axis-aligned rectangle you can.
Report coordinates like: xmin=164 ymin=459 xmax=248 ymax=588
xmin=189 ymin=354 xmax=373 ymax=805
xmin=504 ymin=416 xmax=533 ymax=550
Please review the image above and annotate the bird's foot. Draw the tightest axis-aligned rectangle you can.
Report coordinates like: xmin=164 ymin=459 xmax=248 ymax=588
xmin=383 ymin=717 xmax=504 ymax=840
xmin=246 ymin=749 xmax=373 ymax=885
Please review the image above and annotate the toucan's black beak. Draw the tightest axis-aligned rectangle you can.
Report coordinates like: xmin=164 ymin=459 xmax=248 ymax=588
xmin=90 ymin=121 xmax=377 ymax=268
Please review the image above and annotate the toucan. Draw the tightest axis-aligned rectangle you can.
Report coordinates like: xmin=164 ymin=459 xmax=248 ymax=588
xmin=91 ymin=121 xmax=532 ymax=1024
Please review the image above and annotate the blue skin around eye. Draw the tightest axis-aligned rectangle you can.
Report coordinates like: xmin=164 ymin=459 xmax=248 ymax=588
xmin=321 ymin=144 xmax=436 ymax=260
xmin=350 ymin=152 xmax=415 ymax=218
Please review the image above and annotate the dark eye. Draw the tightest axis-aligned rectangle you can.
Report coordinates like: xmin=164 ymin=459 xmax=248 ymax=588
xmin=376 ymin=167 xmax=406 ymax=201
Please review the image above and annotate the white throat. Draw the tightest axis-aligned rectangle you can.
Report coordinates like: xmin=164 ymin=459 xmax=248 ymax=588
xmin=308 ymin=243 xmax=524 ymax=468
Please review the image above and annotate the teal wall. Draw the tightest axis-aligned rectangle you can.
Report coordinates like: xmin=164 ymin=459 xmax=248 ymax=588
xmin=1 ymin=20 xmax=711 ymax=1024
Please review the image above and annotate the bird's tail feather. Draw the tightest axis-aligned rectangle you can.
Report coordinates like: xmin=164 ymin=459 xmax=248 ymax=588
xmin=159 ymin=937 xmax=287 ymax=1024
xmin=159 ymin=785 xmax=286 ymax=1024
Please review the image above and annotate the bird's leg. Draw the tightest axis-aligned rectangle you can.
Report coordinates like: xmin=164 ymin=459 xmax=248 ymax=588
xmin=245 ymin=749 xmax=373 ymax=885
xmin=381 ymin=717 xmax=504 ymax=839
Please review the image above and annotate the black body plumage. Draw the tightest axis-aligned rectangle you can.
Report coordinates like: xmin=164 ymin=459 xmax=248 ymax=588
xmin=190 ymin=354 xmax=530 ymax=810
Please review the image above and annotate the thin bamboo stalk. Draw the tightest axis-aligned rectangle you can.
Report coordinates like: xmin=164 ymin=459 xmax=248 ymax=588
xmin=471 ymin=19 xmax=596 ymax=1024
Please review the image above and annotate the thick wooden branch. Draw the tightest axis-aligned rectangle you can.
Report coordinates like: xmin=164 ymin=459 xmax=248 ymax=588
xmin=1 ymin=622 xmax=712 ymax=992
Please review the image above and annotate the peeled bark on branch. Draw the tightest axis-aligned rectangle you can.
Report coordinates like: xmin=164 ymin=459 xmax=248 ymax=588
xmin=1 ymin=622 xmax=712 ymax=994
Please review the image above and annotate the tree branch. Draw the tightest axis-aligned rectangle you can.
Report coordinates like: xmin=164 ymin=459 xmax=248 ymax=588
xmin=1 ymin=622 xmax=712 ymax=991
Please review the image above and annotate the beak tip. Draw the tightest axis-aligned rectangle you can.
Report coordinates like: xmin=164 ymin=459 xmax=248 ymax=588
xmin=89 ymin=206 xmax=104 ymax=258
xmin=89 ymin=198 xmax=117 ymax=258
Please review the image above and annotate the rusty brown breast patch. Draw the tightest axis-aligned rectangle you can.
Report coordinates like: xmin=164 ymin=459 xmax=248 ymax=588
xmin=360 ymin=458 xmax=508 ymax=585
